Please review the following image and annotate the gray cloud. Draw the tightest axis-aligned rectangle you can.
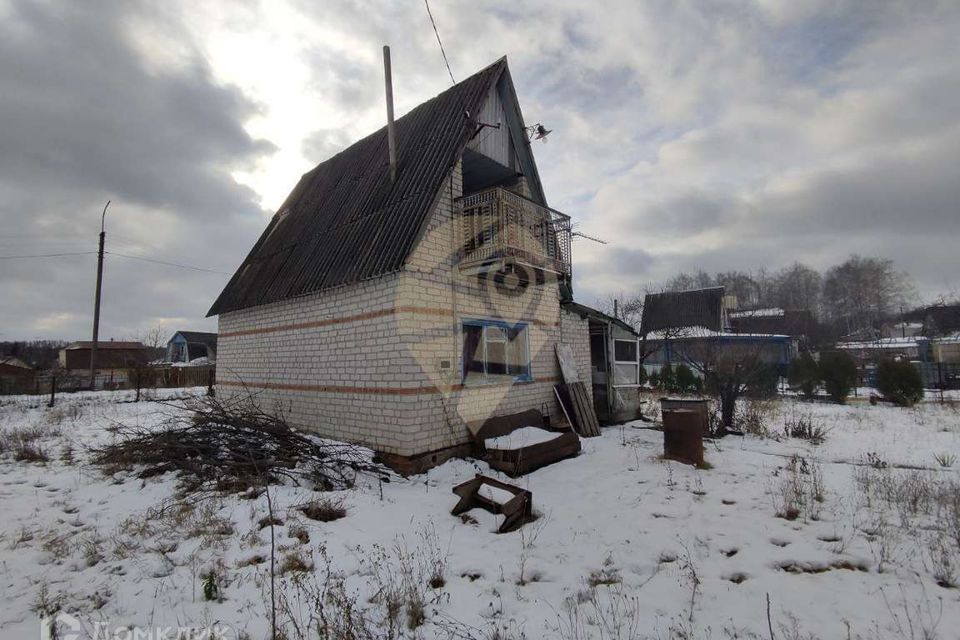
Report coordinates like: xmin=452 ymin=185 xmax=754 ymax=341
xmin=3 ymin=0 xmax=958 ymax=340
xmin=0 ymin=0 xmax=272 ymax=340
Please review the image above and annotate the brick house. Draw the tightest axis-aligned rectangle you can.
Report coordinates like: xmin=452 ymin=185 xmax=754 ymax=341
xmin=209 ymin=57 xmax=593 ymax=471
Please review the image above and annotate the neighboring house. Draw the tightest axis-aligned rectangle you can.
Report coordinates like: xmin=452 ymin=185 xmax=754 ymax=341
xmin=904 ymin=303 xmax=960 ymax=336
xmin=836 ymin=337 xmax=930 ymax=364
xmin=643 ymin=329 xmax=794 ymax=374
xmin=59 ymin=341 xmax=151 ymax=370
xmin=640 ymin=287 xmax=727 ymax=335
xmin=209 ymin=57 xmax=593 ymax=471
xmin=166 ymin=331 xmax=217 ymax=364
xmin=0 ymin=356 xmax=33 ymax=394
xmin=640 ymin=287 xmax=794 ymax=375
xmin=932 ymin=335 xmax=960 ymax=364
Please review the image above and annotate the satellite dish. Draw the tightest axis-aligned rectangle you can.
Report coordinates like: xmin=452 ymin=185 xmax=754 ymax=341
xmin=525 ymin=123 xmax=552 ymax=143
xmin=533 ymin=124 xmax=552 ymax=142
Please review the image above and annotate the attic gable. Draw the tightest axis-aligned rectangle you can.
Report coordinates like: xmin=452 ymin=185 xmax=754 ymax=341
xmin=209 ymin=57 xmax=514 ymax=317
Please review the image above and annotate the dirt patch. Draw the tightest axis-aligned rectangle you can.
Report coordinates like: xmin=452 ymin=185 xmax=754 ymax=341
xmin=777 ymin=559 xmax=869 ymax=574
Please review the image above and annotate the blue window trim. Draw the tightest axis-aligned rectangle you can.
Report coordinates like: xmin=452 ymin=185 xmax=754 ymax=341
xmin=461 ymin=318 xmax=534 ymax=384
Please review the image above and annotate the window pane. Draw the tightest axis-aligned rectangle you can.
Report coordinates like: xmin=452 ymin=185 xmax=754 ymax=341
xmin=508 ymin=326 xmax=530 ymax=377
xmin=486 ymin=326 xmax=507 ymax=342
xmin=462 ymin=325 xmax=484 ymax=378
xmin=614 ymin=363 xmax=638 ymax=385
xmin=614 ymin=339 xmax=637 ymax=362
xmin=486 ymin=341 xmax=507 ymax=374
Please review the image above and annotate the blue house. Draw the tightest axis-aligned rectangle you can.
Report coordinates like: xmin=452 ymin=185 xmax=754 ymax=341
xmin=165 ymin=331 xmax=217 ymax=364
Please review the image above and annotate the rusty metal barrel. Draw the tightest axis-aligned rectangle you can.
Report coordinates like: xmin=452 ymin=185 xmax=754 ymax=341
xmin=662 ymin=409 xmax=705 ymax=466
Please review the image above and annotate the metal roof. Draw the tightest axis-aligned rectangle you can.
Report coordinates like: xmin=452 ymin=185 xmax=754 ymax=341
xmin=171 ymin=331 xmax=218 ymax=349
xmin=640 ymin=287 xmax=726 ymax=335
xmin=208 ymin=57 xmax=510 ymax=316
xmin=561 ymin=301 xmax=639 ymax=336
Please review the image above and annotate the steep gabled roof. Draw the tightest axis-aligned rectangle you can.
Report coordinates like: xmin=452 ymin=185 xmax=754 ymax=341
xmin=172 ymin=331 xmax=218 ymax=350
xmin=209 ymin=57 xmax=513 ymax=316
xmin=640 ymin=287 xmax=726 ymax=336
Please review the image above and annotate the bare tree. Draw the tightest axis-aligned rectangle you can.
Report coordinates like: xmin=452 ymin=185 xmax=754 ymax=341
xmin=770 ymin=263 xmax=823 ymax=317
xmin=715 ymin=271 xmax=761 ymax=309
xmin=594 ymin=292 xmax=645 ymax=330
xmin=671 ymin=329 xmax=781 ymax=433
xmin=131 ymin=323 xmax=167 ymax=349
xmin=823 ymin=255 xmax=916 ymax=335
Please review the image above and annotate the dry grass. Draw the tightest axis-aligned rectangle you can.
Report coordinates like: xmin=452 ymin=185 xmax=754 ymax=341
xmin=0 ymin=424 xmax=60 ymax=462
xmin=298 ymin=497 xmax=347 ymax=522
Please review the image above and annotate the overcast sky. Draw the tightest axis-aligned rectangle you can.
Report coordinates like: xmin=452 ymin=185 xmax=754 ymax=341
xmin=2 ymin=0 xmax=958 ymax=341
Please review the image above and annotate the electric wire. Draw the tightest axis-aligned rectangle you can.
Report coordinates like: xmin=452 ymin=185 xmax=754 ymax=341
xmin=424 ymin=0 xmax=456 ymax=85
xmin=105 ymin=251 xmax=231 ymax=275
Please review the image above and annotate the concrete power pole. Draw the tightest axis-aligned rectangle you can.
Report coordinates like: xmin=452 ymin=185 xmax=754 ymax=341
xmin=89 ymin=201 xmax=110 ymax=390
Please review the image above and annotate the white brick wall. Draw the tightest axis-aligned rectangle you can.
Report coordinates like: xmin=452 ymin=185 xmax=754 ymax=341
xmin=216 ymin=157 xmax=590 ymax=459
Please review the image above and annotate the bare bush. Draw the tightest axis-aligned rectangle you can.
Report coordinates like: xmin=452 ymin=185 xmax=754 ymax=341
xmin=90 ymin=395 xmax=386 ymax=496
xmin=275 ymin=546 xmax=382 ymax=640
xmin=773 ymin=455 xmax=824 ymax=521
xmin=0 ymin=424 xmax=59 ymax=462
xmin=737 ymin=398 xmax=777 ymax=438
xmin=357 ymin=524 xmax=451 ymax=633
xmin=557 ymin=583 xmax=643 ymax=640
xmin=783 ymin=409 xmax=826 ymax=444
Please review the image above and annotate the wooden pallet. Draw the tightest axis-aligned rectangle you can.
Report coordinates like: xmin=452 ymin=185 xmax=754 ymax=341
xmin=451 ymin=474 xmax=533 ymax=533
xmin=555 ymin=382 xmax=601 ymax=437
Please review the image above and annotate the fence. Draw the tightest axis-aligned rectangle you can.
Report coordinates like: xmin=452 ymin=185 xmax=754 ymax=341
xmin=1 ymin=365 xmax=216 ymax=397
xmin=856 ymin=362 xmax=960 ymax=390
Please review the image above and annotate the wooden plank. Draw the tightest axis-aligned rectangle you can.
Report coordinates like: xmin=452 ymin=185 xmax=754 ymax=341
xmin=579 ymin=384 xmax=601 ymax=436
xmin=555 ymin=343 xmax=580 ymax=383
xmin=569 ymin=382 xmax=601 ymax=437
xmin=555 ymin=384 xmax=585 ymax=435
xmin=571 ymin=384 xmax=594 ymax=437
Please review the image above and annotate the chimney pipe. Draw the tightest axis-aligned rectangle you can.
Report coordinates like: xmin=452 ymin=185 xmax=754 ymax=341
xmin=383 ymin=45 xmax=398 ymax=183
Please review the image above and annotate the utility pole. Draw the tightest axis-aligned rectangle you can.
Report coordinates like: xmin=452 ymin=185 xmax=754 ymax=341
xmin=89 ymin=201 xmax=110 ymax=391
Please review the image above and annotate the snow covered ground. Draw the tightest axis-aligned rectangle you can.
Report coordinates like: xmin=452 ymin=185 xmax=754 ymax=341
xmin=1 ymin=389 xmax=959 ymax=639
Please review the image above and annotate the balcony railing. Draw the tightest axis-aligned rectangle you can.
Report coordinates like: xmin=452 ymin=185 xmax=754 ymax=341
xmin=456 ymin=187 xmax=572 ymax=278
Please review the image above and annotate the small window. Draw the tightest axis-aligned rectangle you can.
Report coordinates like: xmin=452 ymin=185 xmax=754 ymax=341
xmin=613 ymin=338 xmax=640 ymax=386
xmin=462 ymin=320 xmax=531 ymax=383
xmin=614 ymin=339 xmax=637 ymax=362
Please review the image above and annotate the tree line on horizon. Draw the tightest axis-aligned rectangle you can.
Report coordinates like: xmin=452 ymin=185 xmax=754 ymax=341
xmin=601 ymin=254 xmax=954 ymax=340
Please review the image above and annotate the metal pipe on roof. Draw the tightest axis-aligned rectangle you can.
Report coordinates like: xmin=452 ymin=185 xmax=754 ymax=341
xmin=383 ymin=45 xmax=398 ymax=183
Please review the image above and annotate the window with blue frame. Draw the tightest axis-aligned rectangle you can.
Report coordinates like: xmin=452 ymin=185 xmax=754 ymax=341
xmin=462 ymin=319 xmax=531 ymax=383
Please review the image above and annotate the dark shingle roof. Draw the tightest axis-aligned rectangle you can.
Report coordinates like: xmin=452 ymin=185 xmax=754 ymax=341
xmin=640 ymin=287 xmax=726 ymax=335
xmin=65 ymin=341 xmax=147 ymax=350
xmin=173 ymin=331 xmax=218 ymax=349
xmin=208 ymin=58 xmax=509 ymax=316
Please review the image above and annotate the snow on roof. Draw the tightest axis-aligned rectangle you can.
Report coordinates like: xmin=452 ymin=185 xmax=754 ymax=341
xmin=645 ymin=326 xmax=789 ymax=340
xmin=837 ymin=337 xmax=927 ymax=350
xmin=728 ymin=307 xmax=785 ymax=318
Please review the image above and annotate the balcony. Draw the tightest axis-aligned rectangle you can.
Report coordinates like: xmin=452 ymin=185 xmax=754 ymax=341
xmin=455 ymin=187 xmax=572 ymax=278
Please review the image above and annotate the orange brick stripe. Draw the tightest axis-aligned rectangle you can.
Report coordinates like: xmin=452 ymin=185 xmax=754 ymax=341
xmin=220 ymin=306 xmax=559 ymax=338
xmin=219 ymin=306 xmax=452 ymax=338
xmin=219 ymin=376 xmax=562 ymax=396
